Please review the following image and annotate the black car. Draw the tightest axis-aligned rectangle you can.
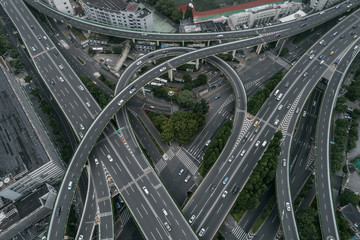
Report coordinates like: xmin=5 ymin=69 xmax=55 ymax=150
xmin=210 ymin=184 xmax=216 ymax=192
xmin=232 ymin=185 xmax=239 ymax=193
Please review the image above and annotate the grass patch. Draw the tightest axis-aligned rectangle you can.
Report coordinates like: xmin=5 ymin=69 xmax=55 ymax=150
xmin=71 ymin=28 xmax=87 ymax=42
xmin=231 ymin=209 xmax=245 ymax=222
xmin=76 ymin=56 xmax=84 ymax=64
xmin=252 ymin=195 xmax=276 ymax=232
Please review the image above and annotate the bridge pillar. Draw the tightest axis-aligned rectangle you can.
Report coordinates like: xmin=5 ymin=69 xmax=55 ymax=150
xmin=156 ymin=40 xmax=160 ymax=46
xmin=168 ymin=69 xmax=173 ymax=81
xmin=182 ymin=40 xmax=185 ymax=46
xmin=276 ymin=38 xmax=287 ymax=60
xmin=141 ymin=87 xmax=146 ymax=97
xmin=207 ymin=40 xmax=211 ymax=47
xmin=275 ymin=39 xmax=281 ymax=48
xmin=232 ymin=50 xmax=236 ymax=59
xmin=195 ymin=59 xmax=199 ymax=70
xmin=256 ymin=44 xmax=263 ymax=55
xmin=132 ymin=38 xmax=135 ymax=44
xmin=152 ymin=59 xmax=157 ymax=65
xmin=68 ymin=24 xmax=72 ymax=29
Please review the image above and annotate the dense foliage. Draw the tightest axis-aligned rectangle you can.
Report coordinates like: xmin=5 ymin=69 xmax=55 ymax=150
xmin=339 ymin=189 xmax=359 ymax=207
xmin=146 ymin=0 xmax=183 ymax=23
xmin=247 ymin=71 xmax=283 ymax=116
xmin=296 ymin=206 xmax=322 ymax=240
xmin=199 ymin=121 xmax=233 ymax=177
xmin=182 ymin=74 xmax=207 ymax=90
xmin=330 ymin=119 xmax=349 ymax=172
xmin=232 ymin=131 xmax=282 ymax=214
xmin=80 ymin=76 xmax=110 ymax=108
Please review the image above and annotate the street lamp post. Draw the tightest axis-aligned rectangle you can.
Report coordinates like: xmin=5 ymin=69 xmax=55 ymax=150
xmin=168 ymin=90 xmax=174 ymax=114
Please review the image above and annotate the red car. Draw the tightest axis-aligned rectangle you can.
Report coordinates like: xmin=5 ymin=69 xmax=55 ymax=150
xmin=148 ymin=105 xmax=155 ymax=109
xmin=275 ymin=33 xmax=281 ymax=37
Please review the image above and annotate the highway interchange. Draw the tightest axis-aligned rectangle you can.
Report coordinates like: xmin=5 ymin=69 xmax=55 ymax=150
xmin=3 ymin=0 xmax=360 ymax=239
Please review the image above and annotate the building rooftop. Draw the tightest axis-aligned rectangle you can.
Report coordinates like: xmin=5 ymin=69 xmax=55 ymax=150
xmin=126 ymin=2 xmax=138 ymax=12
xmin=341 ymin=203 xmax=360 ymax=232
xmin=0 ymin=184 xmax=55 ymax=239
xmin=0 ymin=68 xmax=50 ymax=181
xmin=83 ymin=0 xmax=128 ymax=11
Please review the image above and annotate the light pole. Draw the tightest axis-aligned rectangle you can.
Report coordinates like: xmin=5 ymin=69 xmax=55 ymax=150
xmin=168 ymin=90 xmax=174 ymax=114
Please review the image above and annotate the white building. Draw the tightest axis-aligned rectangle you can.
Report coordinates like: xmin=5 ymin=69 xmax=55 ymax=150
xmin=228 ymin=2 xmax=302 ymax=29
xmin=44 ymin=0 xmax=75 ymax=15
xmin=79 ymin=0 xmax=154 ymax=31
xmin=310 ymin=0 xmax=342 ymax=11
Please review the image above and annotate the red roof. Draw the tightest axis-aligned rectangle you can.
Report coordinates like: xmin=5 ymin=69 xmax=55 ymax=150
xmin=177 ymin=0 xmax=282 ymax=20
xmin=126 ymin=2 xmax=138 ymax=12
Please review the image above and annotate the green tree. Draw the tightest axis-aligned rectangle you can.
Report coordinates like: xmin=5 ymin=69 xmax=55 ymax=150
xmin=112 ymin=46 xmax=122 ymax=54
xmin=184 ymin=5 xmax=194 ymax=20
xmin=339 ymin=189 xmax=359 ymax=206
xmin=183 ymin=73 xmax=192 ymax=82
xmin=193 ymin=99 xmax=209 ymax=114
xmin=88 ymin=47 xmax=95 ymax=56
xmin=177 ymin=90 xmax=195 ymax=107
xmin=10 ymin=49 xmax=19 ymax=58
xmin=296 ymin=207 xmax=322 ymax=240
xmin=335 ymin=96 xmax=347 ymax=113
xmin=161 ymin=118 xmax=175 ymax=143
xmin=24 ymin=75 xmax=32 ymax=83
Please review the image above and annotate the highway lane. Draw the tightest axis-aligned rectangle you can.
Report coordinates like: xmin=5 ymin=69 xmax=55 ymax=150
xmin=255 ymin=14 xmax=360 ymax=240
xmin=76 ymin=166 xmax=97 ymax=240
xmin=183 ymin=10 xmax=360 ymax=239
xmin=3 ymin=1 xmax=198 ymax=239
xmin=315 ymin=42 xmax=360 ymax=240
xmin=24 ymin=0 xmax=357 ymax=42
xmin=48 ymin=8 xmax=360 ymax=239
xmin=8 ymin=0 xmax=360 ymax=238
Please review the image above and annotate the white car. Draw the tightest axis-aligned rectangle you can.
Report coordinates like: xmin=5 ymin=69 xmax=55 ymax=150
xmin=80 ymin=124 xmax=85 ymax=130
xmin=59 ymin=77 xmax=64 ymax=82
xmin=221 ymin=190 xmax=228 ymax=198
xmin=286 ymin=202 xmax=291 ymax=211
xmin=205 ymin=140 xmax=211 ymax=146
xmin=159 ymin=66 xmax=167 ymax=72
xmin=136 ymin=61 xmax=142 ymax=66
xmin=240 ymin=150 xmax=246 ymax=157
xmin=310 ymin=54 xmax=315 ymax=60
xmin=274 ymin=119 xmax=280 ymax=126
xmin=142 ymin=186 xmax=150 ymax=195
xmin=129 ymin=88 xmax=136 ymax=94
xmin=189 ymin=215 xmax=196 ymax=224
xmin=199 ymin=228 xmax=206 ymax=237
xmin=118 ymin=100 xmax=124 ymax=105
xmin=164 ymin=222 xmax=171 ymax=231
xmin=320 ymin=60 xmax=325 ymax=65
xmin=94 ymin=158 xmax=99 ymax=165
xmin=78 ymin=235 xmax=83 ymax=240
xmin=282 ymin=159 xmax=286 ymax=167
xmin=228 ymin=155 xmax=234 ymax=163
xmin=296 ymin=108 xmax=300 ymax=114
xmin=78 ymin=85 xmax=85 ymax=91
xmin=278 ymin=104 xmax=283 ymax=110
xmin=184 ymin=175 xmax=191 ymax=182
xmin=59 ymin=64 xmax=64 ymax=70
xmin=162 ymin=208 xmax=168 ymax=216
xmin=255 ymin=140 xmax=261 ymax=147
xmin=86 ymin=102 xmax=91 ymax=108
xmin=107 ymin=154 xmax=113 ymax=162
xmin=79 ymin=132 xmax=83 ymax=139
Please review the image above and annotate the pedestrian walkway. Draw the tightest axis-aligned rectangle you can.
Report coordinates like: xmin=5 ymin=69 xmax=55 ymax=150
xmin=114 ymin=40 xmax=130 ymax=72
xmin=231 ymin=225 xmax=252 ymax=240
xmin=154 ymin=158 xmax=167 ymax=173
xmin=164 ymin=149 xmax=175 ymax=160
xmin=119 ymin=209 xmax=131 ymax=226
xmin=176 ymin=149 xmax=198 ymax=175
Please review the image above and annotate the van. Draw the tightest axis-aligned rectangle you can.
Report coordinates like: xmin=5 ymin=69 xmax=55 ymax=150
xmin=303 ymin=72 xmax=308 ymax=78
xmin=261 ymin=140 xmax=267 ymax=148
xmin=274 ymin=89 xmax=280 ymax=96
xmin=276 ymin=93 xmax=283 ymax=101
